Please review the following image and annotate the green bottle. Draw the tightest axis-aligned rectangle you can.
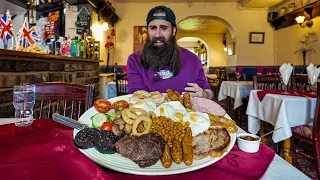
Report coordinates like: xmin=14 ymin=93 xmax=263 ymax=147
xmin=79 ymin=35 xmax=84 ymax=58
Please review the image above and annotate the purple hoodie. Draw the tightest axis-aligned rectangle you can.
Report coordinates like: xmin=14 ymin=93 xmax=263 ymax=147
xmin=126 ymin=48 xmax=210 ymax=94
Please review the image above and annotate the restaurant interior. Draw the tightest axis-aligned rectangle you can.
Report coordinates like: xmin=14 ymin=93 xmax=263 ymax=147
xmin=0 ymin=0 xmax=320 ymax=179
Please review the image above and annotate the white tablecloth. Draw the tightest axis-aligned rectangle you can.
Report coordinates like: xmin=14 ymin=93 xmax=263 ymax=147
xmin=218 ymin=81 xmax=253 ymax=109
xmin=246 ymin=90 xmax=316 ymax=143
xmin=103 ymin=82 xmax=128 ymax=100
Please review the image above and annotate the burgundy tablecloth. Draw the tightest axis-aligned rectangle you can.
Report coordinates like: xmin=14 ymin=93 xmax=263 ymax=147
xmin=0 ymin=120 xmax=275 ymax=180
xmin=257 ymin=90 xmax=316 ymax=101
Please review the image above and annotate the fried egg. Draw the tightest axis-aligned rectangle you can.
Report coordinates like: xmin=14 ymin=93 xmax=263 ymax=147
xmin=154 ymin=101 xmax=188 ymax=121
xmin=154 ymin=103 xmax=175 ymax=118
xmin=183 ymin=112 xmax=210 ymax=137
xmin=131 ymin=99 xmax=156 ymax=112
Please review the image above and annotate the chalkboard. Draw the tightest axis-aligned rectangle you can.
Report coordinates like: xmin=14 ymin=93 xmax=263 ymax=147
xmin=76 ymin=6 xmax=90 ymax=35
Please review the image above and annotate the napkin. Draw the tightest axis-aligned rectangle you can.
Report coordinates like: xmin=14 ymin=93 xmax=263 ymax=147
xmin=235 ymin=67 xmax=244 ymax=73
xmin=274 ymin=67 xmax=280 ymax=75
xmin=257 ymin=67 xmax=264 ymax=75
xmin=279 ymin=63 xmax=293 ymax=85
xmin=266 ymin=67 xmax=273 ymax=74
xmin=306 ymin=63 xmax=320 ymax=85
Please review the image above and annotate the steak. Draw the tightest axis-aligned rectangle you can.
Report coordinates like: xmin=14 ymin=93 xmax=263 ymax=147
xmin=115 ymin=133 xmax=165 ymax=168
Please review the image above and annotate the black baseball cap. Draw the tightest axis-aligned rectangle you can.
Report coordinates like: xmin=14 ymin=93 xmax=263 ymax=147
xmin=146 ymin=5 xmax=176 ymax=28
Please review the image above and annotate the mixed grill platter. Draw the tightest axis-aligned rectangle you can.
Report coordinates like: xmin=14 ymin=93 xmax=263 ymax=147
xmin=73 ymin=90 xmax=237 ymax=175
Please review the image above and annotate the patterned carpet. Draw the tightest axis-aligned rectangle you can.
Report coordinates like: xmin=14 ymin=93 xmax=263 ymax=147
xmin=217 ymin=99 xmax=317 ymax=179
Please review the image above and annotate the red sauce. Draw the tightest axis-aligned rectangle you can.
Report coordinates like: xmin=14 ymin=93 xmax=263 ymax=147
xmin=240 ymin=136 xmax=258 ymax=141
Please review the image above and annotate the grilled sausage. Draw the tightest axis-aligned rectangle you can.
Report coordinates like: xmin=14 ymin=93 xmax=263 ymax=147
xmin=183 ymin=92 xmax=192 ymax=109
xmin=160 ymin=144 xmax=173 ymax=168
xmin=171 ymin=140 xmax=183 ymax=164
xmin=182 ymin=127 xmax=193 ymax=166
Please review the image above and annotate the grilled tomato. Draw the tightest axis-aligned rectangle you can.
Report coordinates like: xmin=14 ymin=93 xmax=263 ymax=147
xmin=94 ymin=99 xmax=111 ymax=113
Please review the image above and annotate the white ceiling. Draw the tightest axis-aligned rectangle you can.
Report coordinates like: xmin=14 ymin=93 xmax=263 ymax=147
xmin=178 ymin=17 xmax=227 ymax=34
xmin=117 ymin=0 xmax=288 ymax=8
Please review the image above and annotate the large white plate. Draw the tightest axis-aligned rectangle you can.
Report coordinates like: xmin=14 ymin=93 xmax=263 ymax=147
xmin=74 ymin=95 xmax=236 ymax=176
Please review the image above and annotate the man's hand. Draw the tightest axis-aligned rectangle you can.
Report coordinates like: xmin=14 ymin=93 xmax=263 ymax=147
xmin=184 ymin=83 xmax=213 ymax=99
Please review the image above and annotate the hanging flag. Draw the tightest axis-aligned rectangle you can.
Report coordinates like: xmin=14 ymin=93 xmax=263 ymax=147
xmin=0 ymin=10 xmax=15 ymax=45
xmin=18 ymin=17 xmax=40 ymax=48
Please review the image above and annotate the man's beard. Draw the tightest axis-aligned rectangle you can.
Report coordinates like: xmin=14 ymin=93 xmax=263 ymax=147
xmin=141 ymin=36 xmax=175 ymax=71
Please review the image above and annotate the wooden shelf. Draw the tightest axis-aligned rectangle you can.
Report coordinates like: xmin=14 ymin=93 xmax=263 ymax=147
xmin=0 ymin=49 xmax=102 ymax=63
xmin=269 ymin=1 xmax=320 ymax=30
xmin=6 ymin=0 xmax=63 ymax=13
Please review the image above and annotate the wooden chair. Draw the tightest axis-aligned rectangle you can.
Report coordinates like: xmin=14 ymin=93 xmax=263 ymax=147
xmin=291 ymin=74 xmax=309 ymax=90
xmin=116 ymin=73 xmax=128 ymax=96
xmin=35 ymin=82 xmax=95 ymax=120
xmin=225 ymin=72 xmax=246 ymax=125
xmin=291 ymin=82 xmax=320 ymax=178
xmin=227 ymin=72 xmax=246 ymax=81
xmin=209 ymin=69 xmax=226 ymax=99
xmin=253 ymin=74 xmax=282 ymax=153
xmin=253 ymin=75 xmax=282 ymax=90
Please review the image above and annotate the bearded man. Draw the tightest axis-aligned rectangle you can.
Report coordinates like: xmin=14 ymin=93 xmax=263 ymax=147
xmin=126 ymin=5 xmax=213 ymax=99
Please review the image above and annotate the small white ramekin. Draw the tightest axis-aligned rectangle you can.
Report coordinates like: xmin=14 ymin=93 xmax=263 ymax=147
xmin=237 ymin=133 xmax=261 ymax=153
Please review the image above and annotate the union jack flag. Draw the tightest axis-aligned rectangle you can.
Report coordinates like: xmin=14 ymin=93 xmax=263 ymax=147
xmin=18 ymin=18 xmax=40 ymax=48
xmin=0 ymin=11 xmax=15 ymax=44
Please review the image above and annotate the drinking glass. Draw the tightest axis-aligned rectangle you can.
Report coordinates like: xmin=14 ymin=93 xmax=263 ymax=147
xmin=13 ymin=84 xmax=35 ymax=127
xmin=308 ymin=75 xmax=317 ymax=94
xmin=235 ymin=72 xmax=241 ymax=81
xmin=280 ymin=74 xmax=290 ymax=94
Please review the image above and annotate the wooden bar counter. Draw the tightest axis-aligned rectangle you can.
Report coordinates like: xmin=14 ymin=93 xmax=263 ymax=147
xmin=0 ymin=49 xmax=101 ymax=118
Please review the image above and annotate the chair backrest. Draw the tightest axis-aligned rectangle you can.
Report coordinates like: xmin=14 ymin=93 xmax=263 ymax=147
xmin=291 ymin=74 xmax=309 ymax=90
xmin=116 ymin=73 xmax=128 ymax=96
xmin=253 ymin=75 xmax=282 ymax=90
xmin=313 ymin=82 xmax=320 ymax=178
xmin=227 ymin=72 xmax=246 ymax=81
xmin=34 ymin=82 xmax=94 ymax=120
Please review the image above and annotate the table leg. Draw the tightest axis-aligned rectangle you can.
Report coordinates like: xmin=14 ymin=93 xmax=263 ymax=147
xmin=259 ymin=122 xmax=266 ymax=144
xmin=282 ymin=138 xmax=292 ymax=164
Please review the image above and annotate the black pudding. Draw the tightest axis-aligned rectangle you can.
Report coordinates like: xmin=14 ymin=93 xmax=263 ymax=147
xmin=74 ymin=128 xmax=99 ymax=149
xmin=94 ymin=130 xmax=119 ymax=154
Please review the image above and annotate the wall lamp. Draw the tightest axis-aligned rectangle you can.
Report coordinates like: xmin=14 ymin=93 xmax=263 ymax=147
xmin=295 ymin=15 xmax=313 ymax=28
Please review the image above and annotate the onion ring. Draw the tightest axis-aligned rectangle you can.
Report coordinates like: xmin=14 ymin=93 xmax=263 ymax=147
xmin=132 ymin=115 xmax=152 ymax=136
xmin=121 ymin=109 xmax=135 ymax=124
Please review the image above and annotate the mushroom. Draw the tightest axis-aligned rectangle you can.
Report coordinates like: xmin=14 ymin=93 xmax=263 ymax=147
xmin=124 ymin=124 xmax=132 ymax=134
xmin=114 ymin=117 xmax=126 ymax=125
xmin=112 ymin=124 xmax=125 ymax=137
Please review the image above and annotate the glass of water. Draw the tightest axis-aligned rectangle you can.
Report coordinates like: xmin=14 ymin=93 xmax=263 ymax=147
xmin=13 ymin=84 xmax=35 ymax=127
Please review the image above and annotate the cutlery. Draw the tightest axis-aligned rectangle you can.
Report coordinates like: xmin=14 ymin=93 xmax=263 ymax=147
xmin=260 ymin=127 xmax=283 ymax=138
xmin=52 ymin=113 xmax=88 ymax=130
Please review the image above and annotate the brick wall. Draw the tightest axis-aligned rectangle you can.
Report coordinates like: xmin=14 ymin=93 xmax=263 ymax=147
xmin=0 ymin=54 xmax=100 ymax=118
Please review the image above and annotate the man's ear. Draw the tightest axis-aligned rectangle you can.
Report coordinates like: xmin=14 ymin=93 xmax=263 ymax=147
xmin=173 ymin=27 xmax=177 ymax=36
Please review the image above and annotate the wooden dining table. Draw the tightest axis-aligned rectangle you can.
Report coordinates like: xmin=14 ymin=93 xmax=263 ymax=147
xmin=0 ymin=118 xmax=310 ymax=180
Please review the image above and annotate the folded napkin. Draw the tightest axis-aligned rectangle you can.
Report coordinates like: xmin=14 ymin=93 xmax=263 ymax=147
xmin=236 ymin=67 xmax=244 ymax=74
xmin=266 ymin=67 xmax=273 ymax=74
xmin=257 ymin=67 xmax=264 ymax=75
xmin=257 ymin=90 xmax=316 ymax=101
xmin=274 ymin=67 xmax=280 ymax=75
xmin=121 ymin=66 xmax=127 ymax=73
xmin=280 ymin=63 xmax=293 ymax=85
xmin=306 ymin=63 xmax=320 ymax=85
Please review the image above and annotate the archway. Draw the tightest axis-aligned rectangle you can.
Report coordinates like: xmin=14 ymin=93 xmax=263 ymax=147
xmin=177 ymin=37 xmax=210 ymax=66
xmin=176 ymin=15 xmax=236 ymax=67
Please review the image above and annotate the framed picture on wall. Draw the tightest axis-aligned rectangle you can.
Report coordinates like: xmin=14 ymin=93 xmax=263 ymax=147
xmin=249 ymin=32 xmax=265 ymax=44
xmin=133 ymin=26 xmax=148 ymax=52
xmin=227 ymin=42 xmax=235 ymax=56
